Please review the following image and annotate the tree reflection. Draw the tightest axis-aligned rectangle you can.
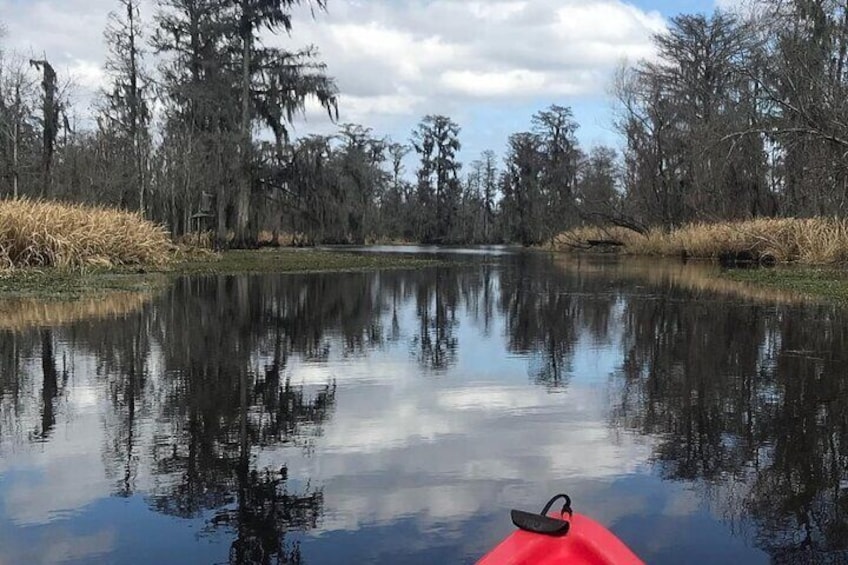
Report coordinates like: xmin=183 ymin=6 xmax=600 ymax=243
xmin=500 ymin=255 xmax=617 ymax=387
xmin=612 ymin=290 xmax=848 ymax=559
xmin=0 ymin=332 xmax=31 ymax=443
xmin=0 ymin=256 xmax=632 ymax=562
xmin=38 ymin=329 xmax=67 ymax=440
xmin=144 ymin=276 xmax=340 ymax=563
xmin=413 ymin=268 xmax=459 ymax=371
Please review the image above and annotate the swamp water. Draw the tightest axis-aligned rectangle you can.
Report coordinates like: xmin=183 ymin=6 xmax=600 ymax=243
xmin=0 ymin=250 xmax=845 ymax=564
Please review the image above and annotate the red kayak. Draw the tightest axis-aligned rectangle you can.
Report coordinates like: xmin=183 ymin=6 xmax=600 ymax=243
xmin=477 ymin=494 xmax=644 ymax=565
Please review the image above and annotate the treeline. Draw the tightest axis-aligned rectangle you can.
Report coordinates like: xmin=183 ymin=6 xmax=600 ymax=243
xmin=286 ymin=108 xmax=615 ymax=245
xmin=3 ymin=0 xmax=848 ymax=246
xmin=613 ymin=1 xmax=848 ymax=231
xmin=0 ymin=0 xmax=615 ymax=246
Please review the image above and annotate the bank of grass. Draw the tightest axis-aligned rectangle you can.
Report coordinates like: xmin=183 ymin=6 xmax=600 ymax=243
xmin=554 ymin=219 xmax=848 ymax=302
xmin=0 ymin=198 xmax=173 ymax=270
xmin=0 ymin=248 xmax=438 ymax=300
xmin=174 ymin=248 xmax=438 ymax=276
xmin=554 ymin=218 xmax=848 ymax=264
xmin=0 ymin=199 xmax=438 ymax=300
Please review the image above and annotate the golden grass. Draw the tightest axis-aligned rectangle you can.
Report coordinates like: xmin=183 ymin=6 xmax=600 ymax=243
xmin=0 ymin=198 xmax=173 ymax=270
xmin=0 ymin=292 xmax=153 ymax=331
xmin=553 ymin=218 xmax=848 ymax=265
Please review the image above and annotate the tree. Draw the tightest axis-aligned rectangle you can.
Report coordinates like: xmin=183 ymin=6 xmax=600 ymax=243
xmin=502 ymin=132 xmax=544 ymax=245
xmin=0 ymin=53 xmax=38 ymax=198
xmin=577 ymin=146 xmax=620 ymax=220
xmin=750 ymin=0 xmax=848 ymax=216
xmin=411 ymin=115 xmax=462 ymax=243
xmin=480 ymin=150 xmax=499 ymax=242
xmin=381 ymin=141 xmax=412 ymax=239
xmin=532 ymin=104 xmax=580 ymax=239
xmin=29 ymin=58 xmax=63 ymax=197
xmin=154 ymin=0 xmax=240 ymax=241
xmin=231 ymin=0 xmax=338 ymax=247
xmin=102 ymin=0 xmax=151 ymax=214
xmin=335 ymin=124 xmax=387 ymax=243
xmin=614 ymin=12 xmax=768 ymax=227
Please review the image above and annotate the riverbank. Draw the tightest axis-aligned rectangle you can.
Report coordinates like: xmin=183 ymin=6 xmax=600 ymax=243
xmin=720 ymin=267 xmax=848 ymax=304
xmin=0 ymin=199 xmax=437 ymax=299
xmin=552 ymin=218 xmax=848 ymax=302
xmin=0 ymin=248 xmax=438 ymax=300
xmin=174 ymin=248 xmax=438 ymax=276
xmin=554 ymin=218 xmax=848 ymax=265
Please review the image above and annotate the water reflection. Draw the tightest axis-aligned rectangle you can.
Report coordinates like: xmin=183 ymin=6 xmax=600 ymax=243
xmin=613 ymin=292 xmax=848 ymax=562
xmin=0 ymin=255 xmax=846 ymax=563
xmin=0 ymin=292 xmax=155 ymax=331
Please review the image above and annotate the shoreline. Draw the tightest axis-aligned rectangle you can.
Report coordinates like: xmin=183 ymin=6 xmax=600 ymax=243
xmin=549 ymin=249 xmax=848 ymax=304
xmin=0 ymin=248 xmax=439 ymax=301
xmin=2 ymin=243 xmax=848 ymax=306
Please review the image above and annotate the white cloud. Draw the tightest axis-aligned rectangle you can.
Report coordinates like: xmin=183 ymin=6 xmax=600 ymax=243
xmin=440 ymin=69 xmax=549 ymax=98
xmin=280 ymin=0 xmax=665 ymax=124
xmin=0 ymin=0 xmax=665 ymax=135
xmin=468 ymin=1 xmax=529 ymax=23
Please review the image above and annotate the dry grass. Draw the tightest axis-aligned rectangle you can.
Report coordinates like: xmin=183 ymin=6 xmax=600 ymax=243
xmin=0 ymin=198 xmax=173 ymax=270
xmin=0 ymin=292 xmax=153 ymax=331
xmin=553 ymin=218 xmax=848 ymax=265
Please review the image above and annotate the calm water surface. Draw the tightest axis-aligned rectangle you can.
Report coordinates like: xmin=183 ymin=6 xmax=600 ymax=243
xmin=1 ymin=250 xmax=846 ymax=564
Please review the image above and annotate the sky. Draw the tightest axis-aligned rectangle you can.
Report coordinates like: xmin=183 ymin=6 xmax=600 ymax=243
xmin=0 ymin=0 xmax=735 ymax=163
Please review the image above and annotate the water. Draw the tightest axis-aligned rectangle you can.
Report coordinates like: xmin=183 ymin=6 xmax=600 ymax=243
xmin=1 ymin=250 xmax=846 ymax=564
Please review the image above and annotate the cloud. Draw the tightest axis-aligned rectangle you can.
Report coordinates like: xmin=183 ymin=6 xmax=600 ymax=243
xmin=277 ymin=0 xmax=665 ymax=126
xmin=440 ymin=69 xmax=550 ymax=98
xmin=1 ymin=0 xmax=663 ymax=133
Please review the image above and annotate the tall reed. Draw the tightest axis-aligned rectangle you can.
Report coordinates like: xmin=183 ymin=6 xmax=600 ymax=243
xmin=553 ymin=218 xmax=848 ymax=265
xmin=0 ymin=198 xmax=173 ymax=270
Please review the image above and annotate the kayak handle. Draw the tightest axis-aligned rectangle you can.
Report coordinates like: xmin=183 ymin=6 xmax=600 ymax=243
xmin=509 ymin=493 xmax=573 ymax=537
xmin=540 ymin=493 xmax=572 ymax=519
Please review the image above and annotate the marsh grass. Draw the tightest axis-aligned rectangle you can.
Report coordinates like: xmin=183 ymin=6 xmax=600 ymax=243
xmin=0 ymin=198 xmax=173 ymax=270
xmin=554 ymin=218 xmax=848 ymax=265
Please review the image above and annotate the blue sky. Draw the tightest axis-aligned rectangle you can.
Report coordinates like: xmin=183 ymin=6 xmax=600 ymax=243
xmin=0 ymin=0 xmax=732 ymax=167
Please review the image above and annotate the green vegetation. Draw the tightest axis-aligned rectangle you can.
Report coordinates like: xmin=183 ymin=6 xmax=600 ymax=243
xmin=0 ymin=269 xmax=166 ymax=300
xmin=721 ymin=268 xmax=848 ymax=304
xmin=173 ymin=249 xmax=438 ymax=276
xmin=0 ymin=248 xmax=438 ymax=300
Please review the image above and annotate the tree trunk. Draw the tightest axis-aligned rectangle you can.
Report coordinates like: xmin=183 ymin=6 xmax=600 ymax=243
xmin=12 ymin=105 xmax=19 ymax=199
xmin=235 ymin=6 xmax=253 ymax=247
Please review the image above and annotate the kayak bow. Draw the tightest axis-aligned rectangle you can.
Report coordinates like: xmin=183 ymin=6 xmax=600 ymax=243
xmin=477 ymin=494 xmax=644 ymax=565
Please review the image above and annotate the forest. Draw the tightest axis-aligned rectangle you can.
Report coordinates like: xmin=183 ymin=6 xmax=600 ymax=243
xmin=2 ymin=0 xmax=848 ymax=247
